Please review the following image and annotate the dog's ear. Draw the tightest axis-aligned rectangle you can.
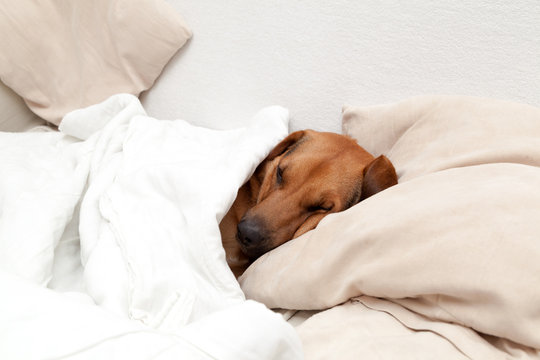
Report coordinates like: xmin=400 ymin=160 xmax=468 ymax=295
xmin=360 ymin=155 xmax=398 ymax=201
xmin=265 ymin=130 xmax=306 ymax=161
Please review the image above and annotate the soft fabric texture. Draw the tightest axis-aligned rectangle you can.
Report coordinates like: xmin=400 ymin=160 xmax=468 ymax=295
xmin=0 ymin=131 xmax=86 ymax=285
xmin=0 ymin=94 xmax=302 ymax=359
xmin=240 ymin=96 xmax=540 ymax=359
xmin=296 ymin=298 xmax=473 ymax=360
xmin=342 ymin=95 xmax=540 ymax=181
xmin=0 ymin=81 xmax=45 ymax=132
xmin=1 ymin=271 xmax=301 ymax=360
xmin=0 ymin=0 xmax=191 ymax=125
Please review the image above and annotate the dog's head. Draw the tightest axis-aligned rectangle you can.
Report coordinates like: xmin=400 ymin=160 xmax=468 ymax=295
xmin=237 ymin=130 xmax=398 ymax=259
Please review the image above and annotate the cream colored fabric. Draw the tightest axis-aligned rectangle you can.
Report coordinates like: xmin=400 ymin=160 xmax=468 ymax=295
xmin=0 ymin=82 xmax=45 ymax=132
xmin=342 ymin=95 xmax=540 ymax=181
xmin=297 ymin=298 xmax=471 ymax=360
xmin=240 ymin=96 xmax=540 ymax=359
xmin=297 ymin=297 xmax=537 ymax=360
xmin=0 ymin=0 xmax=191 ymax=125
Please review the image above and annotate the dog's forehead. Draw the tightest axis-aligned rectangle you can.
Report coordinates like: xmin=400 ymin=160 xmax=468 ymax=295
xmin=287 ymin=132 xmax=372 ymax=168
xmin=302 ymin=131 xmax=368 ymax=156
xmin=282 ymin=147 xmax=367 ymax=189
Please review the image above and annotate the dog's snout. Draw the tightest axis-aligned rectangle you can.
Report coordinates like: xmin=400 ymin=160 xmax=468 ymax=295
xmin=237 ymin=219 xmax=263 ymax=247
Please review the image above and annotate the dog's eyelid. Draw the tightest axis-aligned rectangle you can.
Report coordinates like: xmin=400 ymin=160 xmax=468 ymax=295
xmin=308 ymin=203 xmax=333 ymax=213
xmin=322 ymin=204 xmax=333 ymax=211
xmin=276 ymin=165 xmax=284 ymax=184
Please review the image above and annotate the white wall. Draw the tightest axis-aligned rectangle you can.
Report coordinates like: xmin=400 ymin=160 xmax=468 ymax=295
xmin=142 ymin=0 xmax=540 ymax=133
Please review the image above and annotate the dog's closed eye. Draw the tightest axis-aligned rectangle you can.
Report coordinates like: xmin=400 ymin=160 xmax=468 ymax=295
xmin=276 ymin=166 xmax=284 ymax=184
xmin=307 ymin=204 xmax=333 ymax=213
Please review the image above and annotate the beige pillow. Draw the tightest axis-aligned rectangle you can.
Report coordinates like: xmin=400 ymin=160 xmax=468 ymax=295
xmin=342 ymin=95 xmax=540 ymax=181
xmin=0 ymin=0 xmax=191 ymax=125
xmin=0 ymin=82 xmax=45 ymax=132
xmin=240 ymin=96 xmax=540 ymax=352
xmin=241 ymin=164 xmax=540 ymax=350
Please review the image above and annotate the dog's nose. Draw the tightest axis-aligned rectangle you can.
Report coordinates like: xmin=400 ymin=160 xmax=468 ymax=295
xmin=237 ymin=218 xmax=263 ymax=248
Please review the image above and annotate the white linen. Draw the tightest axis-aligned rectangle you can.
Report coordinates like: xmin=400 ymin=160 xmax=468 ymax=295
xmin=0 ymin=94 xmax=302 ymax=359
xmin=0 ymin=271 xmax=301 ymax=360
xmin=0 ymin=131 xmax=88 ymax=285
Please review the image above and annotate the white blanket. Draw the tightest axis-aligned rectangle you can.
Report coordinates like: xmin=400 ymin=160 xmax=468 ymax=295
xmin=0 ymin=94 xmax=302 ymax=359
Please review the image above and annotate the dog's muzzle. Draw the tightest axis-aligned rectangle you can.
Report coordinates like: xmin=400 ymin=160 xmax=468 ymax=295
xmin=236 ymin=217 xmax=268 ymax=259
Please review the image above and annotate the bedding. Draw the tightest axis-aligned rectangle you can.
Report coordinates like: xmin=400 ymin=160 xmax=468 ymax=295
xmin=0 ymin=81 xmax=45 ymax=132
xmin=2 ymin=0 xmax=538 ymax=357
xmin=0 ymin=0 xmax=191 ymax=125
xmin=342 ymin=95 xmax=540 ymax=181
xmin=240 ymin=95 xmax=540 ymax=359
xmin=0 ymin=94 xmax=302 ymax=359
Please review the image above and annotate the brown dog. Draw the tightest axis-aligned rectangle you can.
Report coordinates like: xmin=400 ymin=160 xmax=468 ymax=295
xmin=220 ymin=130 xmax=398 ymax=277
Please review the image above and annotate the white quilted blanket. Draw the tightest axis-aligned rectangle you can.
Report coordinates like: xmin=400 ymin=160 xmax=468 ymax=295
xmin=0 ymin=94 xmax=302 ymax=359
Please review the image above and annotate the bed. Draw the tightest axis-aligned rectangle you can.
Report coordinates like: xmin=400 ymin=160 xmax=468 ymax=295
xmin=1 ymin=1 xmax=539 ymax=359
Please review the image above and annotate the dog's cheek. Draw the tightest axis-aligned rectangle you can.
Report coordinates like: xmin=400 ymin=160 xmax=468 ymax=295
xmin=292 ymin=213 xmax=325 ymax=239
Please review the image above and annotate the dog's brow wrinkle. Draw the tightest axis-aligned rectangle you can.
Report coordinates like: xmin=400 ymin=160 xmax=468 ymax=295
xmin=345 ymin=180 xmax=363 ymax=209
xmin=283 ymin=137 xmax=308 ymax=158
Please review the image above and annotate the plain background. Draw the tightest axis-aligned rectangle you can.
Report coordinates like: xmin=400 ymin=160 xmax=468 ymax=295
xmin=142 ymin=0 xmax=540 ymax=133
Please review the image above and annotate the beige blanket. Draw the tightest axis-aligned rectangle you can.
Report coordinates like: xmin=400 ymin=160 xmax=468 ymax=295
xmin=240 ymin=96 xmax=540 ymax=359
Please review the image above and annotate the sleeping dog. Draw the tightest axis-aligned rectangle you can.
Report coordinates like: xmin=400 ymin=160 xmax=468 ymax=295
xmin=220 ymin=130 xmax=398 ymax=277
